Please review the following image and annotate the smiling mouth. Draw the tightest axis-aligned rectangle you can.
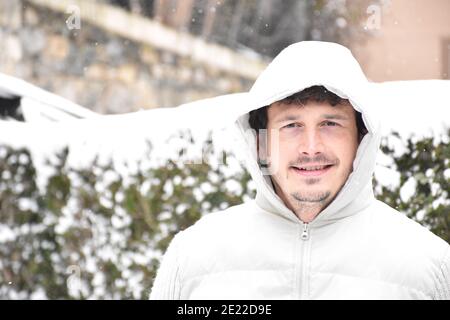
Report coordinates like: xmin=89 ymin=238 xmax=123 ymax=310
xmin=291 ymin=164 xmax=334 ymax=177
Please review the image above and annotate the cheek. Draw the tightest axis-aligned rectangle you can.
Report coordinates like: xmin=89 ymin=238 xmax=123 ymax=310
xmin=334 ymin=137 xmax=359 ymax=169
xmin=319 ymin=131 xmax=358 ymax=166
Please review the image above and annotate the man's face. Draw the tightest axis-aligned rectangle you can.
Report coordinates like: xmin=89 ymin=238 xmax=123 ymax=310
xmin=265 ymin=101 xmax=359 ymax=222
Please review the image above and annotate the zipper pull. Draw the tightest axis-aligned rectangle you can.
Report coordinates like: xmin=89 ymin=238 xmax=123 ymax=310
xmin=301 ymin=223 xmax=310 ymax=241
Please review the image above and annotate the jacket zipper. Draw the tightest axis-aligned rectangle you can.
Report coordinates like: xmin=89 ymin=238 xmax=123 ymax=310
xmin=301 ymin=222 xmax=310 ymax=241
xmin=299 ymin=222 xmax=311 ymax=299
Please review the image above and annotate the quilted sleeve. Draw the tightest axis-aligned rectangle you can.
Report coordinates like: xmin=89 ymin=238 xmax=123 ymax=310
xmin=149 ymin=233 xmax=184 ymax=300
xmin=433 ymin=246 xmax=450 ymax=300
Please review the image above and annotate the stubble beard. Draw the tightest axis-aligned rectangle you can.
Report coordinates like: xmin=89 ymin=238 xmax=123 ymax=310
xmin=289 ymin=176 xmax=333 ymax=220
xmin=271 ymin=175 xmax=334 ymax=222
xmin=291 ymin=190 xmax=331 ymax=203
xmin=290 ymin=189 xmax=332 ymax=221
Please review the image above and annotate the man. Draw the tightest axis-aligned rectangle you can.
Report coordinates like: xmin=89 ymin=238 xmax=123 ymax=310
xmin=150 ymin=41 xmax=450 ymax=299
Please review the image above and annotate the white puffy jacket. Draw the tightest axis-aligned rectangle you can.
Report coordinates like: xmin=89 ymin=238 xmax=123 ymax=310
xmin=150 ymin=41 xmax=450 ymax=300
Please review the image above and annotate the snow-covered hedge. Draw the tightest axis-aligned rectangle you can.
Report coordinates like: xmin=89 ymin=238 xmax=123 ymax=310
xmin=0 ymin=134 xmax=254 ymax=299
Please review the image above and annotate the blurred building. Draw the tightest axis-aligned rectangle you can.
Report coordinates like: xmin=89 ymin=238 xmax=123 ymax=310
xmin=0 ymin=0 xmax=266 ymax=114
xmin=105 ymin=0 xmax=450 ymax=81
xmin=351 ymin=0 xmax=450 ymax=81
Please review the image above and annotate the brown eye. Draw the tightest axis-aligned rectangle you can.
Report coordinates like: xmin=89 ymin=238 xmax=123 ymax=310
xmin=284 ymin=123 xmax=300 ymax=129
xmin=324 ymin=121 xmax=338 ymax=127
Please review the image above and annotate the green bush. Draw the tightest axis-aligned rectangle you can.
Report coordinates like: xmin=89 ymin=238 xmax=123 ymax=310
xmin=375 ymin=129 xmax=450 ymax=243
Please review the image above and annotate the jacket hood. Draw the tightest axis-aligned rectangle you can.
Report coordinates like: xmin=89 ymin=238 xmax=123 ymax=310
xmin=233 ymin=41 xmax=381 ymax=227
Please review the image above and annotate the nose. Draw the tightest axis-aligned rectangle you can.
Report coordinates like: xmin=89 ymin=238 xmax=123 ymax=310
xmin=298 ymin=128 xmax=325 ymax=155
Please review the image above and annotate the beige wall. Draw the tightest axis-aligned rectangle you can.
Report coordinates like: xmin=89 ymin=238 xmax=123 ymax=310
xmin=351 ymin=0 xmax=450 ymax=81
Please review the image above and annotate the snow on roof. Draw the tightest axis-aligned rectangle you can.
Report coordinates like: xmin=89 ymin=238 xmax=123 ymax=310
xmin=370 ymin=80 xmax=450 ymax=191
xmin=0 ymin=72 xmax=100 ymax=121
xmin=371 ymin=80 xmax=450 ymax=138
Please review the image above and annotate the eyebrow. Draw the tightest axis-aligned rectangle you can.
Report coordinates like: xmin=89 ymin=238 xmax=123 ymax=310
xmin=321 ymin=114 xmax=350 ymax=121
xmin=275 ymin=113 xmax=350 ymax=123
xmin=275 ymin=115 xmax=300 ymax=123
